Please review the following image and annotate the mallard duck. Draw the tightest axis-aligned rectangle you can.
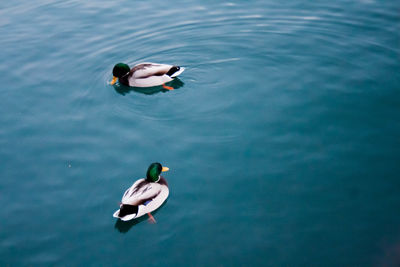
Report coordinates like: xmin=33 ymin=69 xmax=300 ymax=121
xmin=110 ymin=62 xmax=185 ymax=90
xmin=113 ymin=163 xmax=170 ymax=222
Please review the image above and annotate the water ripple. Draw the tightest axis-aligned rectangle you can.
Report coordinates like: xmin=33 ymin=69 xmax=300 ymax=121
xmin=1 ymin=0 xmax=399 ymax=265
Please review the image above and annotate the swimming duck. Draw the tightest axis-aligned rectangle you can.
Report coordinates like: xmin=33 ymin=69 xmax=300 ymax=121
xmin=113 ymin=163 xmax=170 ymax=222
xmin=110 ymin=62 xmax=185 ymax=90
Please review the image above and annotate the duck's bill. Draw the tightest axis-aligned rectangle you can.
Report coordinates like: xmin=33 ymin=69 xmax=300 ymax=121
xmin=110 ymin=76 xmax=118 ymax=85
xmin=162 ymin=167 xmax=169 ymax=172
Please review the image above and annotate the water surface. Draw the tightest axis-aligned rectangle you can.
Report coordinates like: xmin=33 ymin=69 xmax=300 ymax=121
xmin=0 ymin=0 xmax=399 ymax=266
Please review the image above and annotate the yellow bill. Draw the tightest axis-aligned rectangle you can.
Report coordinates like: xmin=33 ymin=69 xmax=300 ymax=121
xmin=162 ymin=166 xmax=169 ymax=172
xmin=110 ymin=76 xmax=118 ymax=85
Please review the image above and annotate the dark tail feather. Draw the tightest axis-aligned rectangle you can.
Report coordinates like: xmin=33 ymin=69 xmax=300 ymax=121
xmin=166 ymin=66 xmax=180 ymax=77
xmin=118 ymin=204 xmax=138 ymax=217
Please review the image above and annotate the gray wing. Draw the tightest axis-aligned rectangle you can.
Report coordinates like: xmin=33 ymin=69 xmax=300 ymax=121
xmin=121 ymin=180 xmax=162 ymax=205
xmin=130 ymin=63 xmax=173 ymax=79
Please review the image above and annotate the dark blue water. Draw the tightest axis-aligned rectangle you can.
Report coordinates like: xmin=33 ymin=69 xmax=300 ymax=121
xmin=1 ymin=0 xmax=399 ymax=266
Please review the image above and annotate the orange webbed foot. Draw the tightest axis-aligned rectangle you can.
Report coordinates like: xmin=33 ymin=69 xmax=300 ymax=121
xmin=148 ymin=213 xmax=156 ymax=224
xmin=162 ymin=84 xmax=174 ymax=90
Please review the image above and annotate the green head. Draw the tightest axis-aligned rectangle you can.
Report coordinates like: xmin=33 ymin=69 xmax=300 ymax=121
xmin=146 ymin=162 xmax=169 ymax=182
xmin=112 ymin=63 xmax=130 ymax=78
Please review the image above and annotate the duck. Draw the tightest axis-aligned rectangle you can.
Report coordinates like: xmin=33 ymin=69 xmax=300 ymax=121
xmin=113 ymin=162 xmax=170 ymax=223
xmin=110 ymin=62 xmax=185 ymax=90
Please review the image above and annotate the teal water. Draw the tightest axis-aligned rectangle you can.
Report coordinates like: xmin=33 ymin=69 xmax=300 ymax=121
xmin=1 ymin=0 xmax=400 ymax=266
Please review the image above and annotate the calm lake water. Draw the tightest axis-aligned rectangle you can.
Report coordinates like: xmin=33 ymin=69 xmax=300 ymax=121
xmin=1 ymin=0 xmax=399 ymax=266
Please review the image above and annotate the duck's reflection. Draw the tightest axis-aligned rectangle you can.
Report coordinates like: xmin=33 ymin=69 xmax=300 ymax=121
xmin=114 ymin=216 xmax=147 ymax=233
xmin=113 ymin=78 xmax=184 ymax=96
